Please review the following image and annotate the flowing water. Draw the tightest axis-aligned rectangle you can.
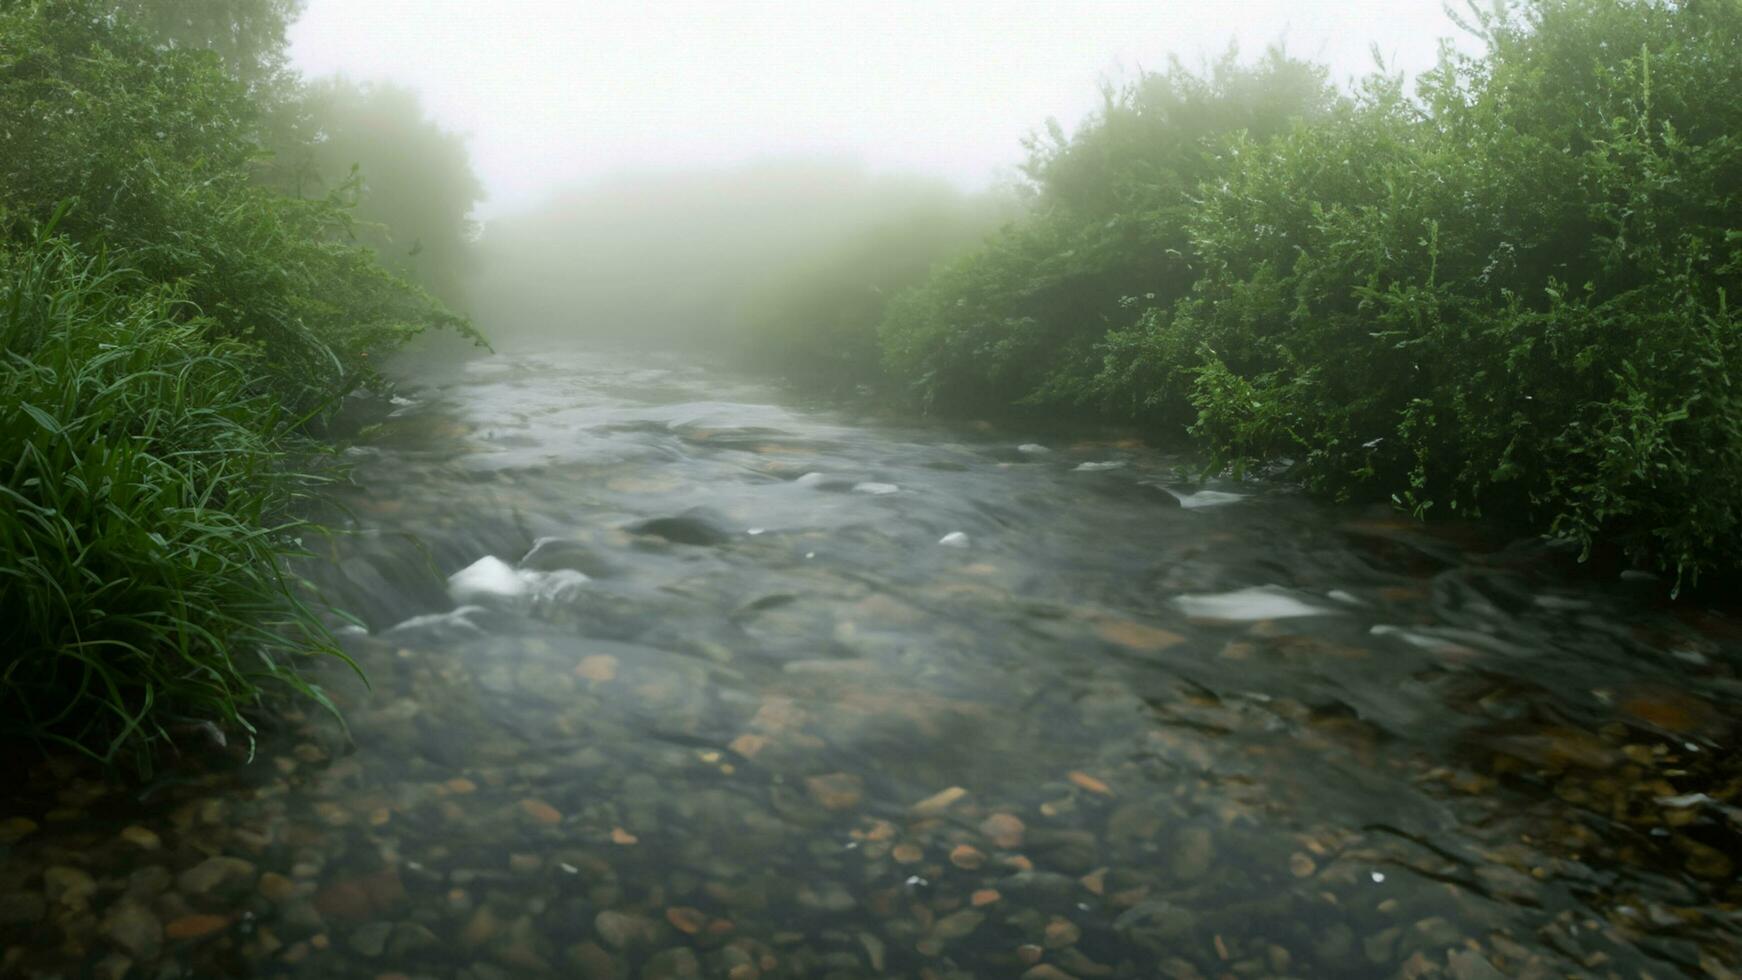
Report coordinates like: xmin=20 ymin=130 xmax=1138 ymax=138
xmin=2 ymin=348 xmax=1740 ymax=980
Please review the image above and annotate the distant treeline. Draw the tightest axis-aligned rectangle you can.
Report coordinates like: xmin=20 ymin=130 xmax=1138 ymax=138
xmin=728 ymin=0 xmax=1741 ymax=587
xmin=0 ymin=0 xmax=481 ymax=767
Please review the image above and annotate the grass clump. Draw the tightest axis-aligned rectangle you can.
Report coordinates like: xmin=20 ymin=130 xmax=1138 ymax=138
xmin=0 ymin=0 xmax=480 ymax=768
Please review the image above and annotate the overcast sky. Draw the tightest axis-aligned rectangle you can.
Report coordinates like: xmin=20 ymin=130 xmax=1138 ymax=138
xmin=288 ymin=0 xmax=1473 ymax=217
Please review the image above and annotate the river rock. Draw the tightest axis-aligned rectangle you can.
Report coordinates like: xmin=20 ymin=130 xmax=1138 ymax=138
xmin=45 ymin=865 xmax=97 ymax=910
xmin=349 ymin=920 xmax=393 ymax=957
xmin=103 ymin=899 xmax=162 ymax=959
xmin=595 ymin=910 xmax=655 ymax=949
xmin=1170 ymin=827 xmax=1214 ymax=881
xmin=177 ymin=856 xmax=255 ymax=898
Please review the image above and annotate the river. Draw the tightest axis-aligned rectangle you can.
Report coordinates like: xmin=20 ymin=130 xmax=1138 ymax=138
xmin=1 ymin=347 xmax=1738 ymax=979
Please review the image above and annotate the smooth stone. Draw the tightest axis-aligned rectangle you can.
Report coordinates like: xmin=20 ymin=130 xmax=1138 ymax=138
xmin=566 ymin=941 xmax=622 ymax=979
xmin=177 ymin=856 xmax=256 ymax=897
xmin=1170 ymin=827 xmax=1214 ymax=881
xmin=0 ymin=892 xmax=47 ymax=925
xmin=45 ymin=866 xmax=97 ymax=909
xmin=349 ymin=921 xmax=393 ymax=957
xmin=390 ymin=922 xmax=443 ymax=957
xmin=103 ymin=899 xmax=163 ymax=960
xmin=644 ymin=946 xmax=702 ymax=979
xmin=932 ymin=909 xmax=984 ymax=941
xmin=595 ymin=910 xmax=654 ymax=950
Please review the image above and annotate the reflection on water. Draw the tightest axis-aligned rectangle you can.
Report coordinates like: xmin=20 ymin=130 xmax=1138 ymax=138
xmin=3 ymin=349 xmax=1740 ymax=979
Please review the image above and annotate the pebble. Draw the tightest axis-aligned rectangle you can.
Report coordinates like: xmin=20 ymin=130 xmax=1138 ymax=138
xmin=971 ymin=888 xmax=1002 ymax=906
xmin=1044 ymin=916 xmax=1082 ymax=949
xmin=177 ymin=856 xmax=255 ymax=897
xmin=518 ymin=798 xmax=563 ymax=825
xmin=349 ymin=921 xmax=393 ymax=957
xmin=981 ymin=812 xmax=1026 ymax=848
xmin=1066 ymin=771 xmax=1114 ymax=796
xmin=1023 ymin=966 xmax=1080 ymax=980
xmin=102 ymin=899 xmax=162 ymax=959
xmin=804 ymin=772 xmax=865 ymax=811
xmin=118 ymin=826 xmax=161 ymax=850
xmin=595 ymin=910 xmax=654 ymax=949
xmin=0 ymin=817 xmax=38 ymax=844
xmin=950 ymin=844 xmax=987 ymax=869
xmin=0 ymin=892 xmax=46 ymax=925
xmin=1017 ymin=943 xmax=1045 ymax=965
xmin=165 ymin=913 xmax=232 ymax=941
xmin=45 ymin=865 xmax=97 ymax=909
xmin=910 ymin=786 xmax=968 ymax=816
xmin=1171 ymin=827 xmax=1214 ymax=881
xmin=665 ymin=907 xmax=707 ymax=935
xmin=258 ymin=872 xmax=298 ymax=903
xmin=932 ymin=909 xmax=985 ymax=941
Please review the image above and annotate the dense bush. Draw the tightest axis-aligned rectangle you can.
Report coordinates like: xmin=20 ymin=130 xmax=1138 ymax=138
xmin=0 ymin=0 xmax=476 ymax=765
xmin=879 ymin=50 xmax=1335 ymax=414
xmin=863 ymin=0 xmax=1742 ymax=585
xmin=0 ymin=234 xmax=347 ymax=770
xmin=737 ymin=183 xmax=1010 ymax=392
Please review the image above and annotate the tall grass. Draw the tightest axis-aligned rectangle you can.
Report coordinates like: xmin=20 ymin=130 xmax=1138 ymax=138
xmin=0 ymin=232 xmax=353 ymax=772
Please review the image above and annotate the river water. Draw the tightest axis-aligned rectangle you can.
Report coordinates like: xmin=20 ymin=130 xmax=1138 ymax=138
xmin=1 ymin=347 xmax=1739 ymax=979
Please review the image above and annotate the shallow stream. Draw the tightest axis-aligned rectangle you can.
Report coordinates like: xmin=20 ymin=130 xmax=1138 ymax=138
xmin=2 ymin=348 xmax=1739 ymax=979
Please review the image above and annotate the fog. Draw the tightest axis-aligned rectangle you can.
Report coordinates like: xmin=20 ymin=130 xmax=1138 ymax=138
xmin=288 ymin=0 xmax=1465 ymax=216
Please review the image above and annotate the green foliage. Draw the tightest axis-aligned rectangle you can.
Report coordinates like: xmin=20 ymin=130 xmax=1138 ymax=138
xmin=738 ymin=184 xmax=1009 ymax=392
xmin=0 ymin=235 xmax=353 ymax=771
xmin=285 ymin=78 xmax=484 ymax=305
xmin=862 ymin=0 xmax=1742 ymax=585
xmin=878 ymin=49 xmax=1337 ymax=414
xmin=0 ymin=0 xmax=479 ymax=765
xmin=0 ymin=0 xmax=476 ymax=414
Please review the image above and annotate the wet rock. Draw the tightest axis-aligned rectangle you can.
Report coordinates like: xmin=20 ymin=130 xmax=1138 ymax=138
xmin=390 ymin=921 xmax=443 ymax=957
xmin=1044 ymin=916 xmax=1082 ymax=949
xmin=165 ymin=913 xmax=232 ymax=940
xmin=124 ymin=866 xmax=172 ymax=899
xmin=176 ymin=856 xmax=255 ymax=898
xmin=349 ymin=921 xmax=393 ymax=957
xmin=0 ymin=891 xmax=47 ymax=925
xmin=594 ymin=910 xmax=656 ymax=949
xmin=0 ymin=817 xmax=38 ymax=844
xmin=980 ymin=812 xmax=1026 ymax=849
xmin=1022 ymin=966 xmax=1078 ymax=980
xmin=45 ymin=865 xmax=97 ymax=910
xmin=999 ymin=871 xmax=1079 ymax=903
xmin=804 ymin=772 xmax=864 ymax=811
xmin=1364 ymin=926 xmax=1401 ymax=964
xmin=522 ymin=537 xmax=616 ymax=577
xmin=258 ymin=872 xmax=299 ymax=903
xmin=566 ymin=941 xmax=622 ymax=979
xmin=1066 ymin=771 xmax=1114 ymax=796
xmin=1170 ymin=827 xmax=1214 ymax=881
xmin=630 ymin=512 xmax=731 ymax=547
xmin=950 ymin=844 xmax=987 ymax=869
xmin=644 ymin=946 xmax=702 ymax=979
xmin=933 ymin=909 xmax=985 ymax=941
xmin=518 ymin=798 xmax=563 ymax=826
xmin=1448 ymin=949 xmax=1508 ymax=980
xmin=118 ymin=826 xmax=161 ymax=851
xmin=103 ymin=899 xmax=162 ymax=960
xmin=910 ymin=786 xmax=968 ymax=816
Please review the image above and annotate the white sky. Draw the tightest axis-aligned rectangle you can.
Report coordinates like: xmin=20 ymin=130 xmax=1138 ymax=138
xmin=288 ymin=1 xmax=1472 ymax=217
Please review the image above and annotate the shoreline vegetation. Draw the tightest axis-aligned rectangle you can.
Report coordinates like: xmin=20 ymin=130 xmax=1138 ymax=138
xmin=730 ymin=0 xmax=1741 ymax=593
xmin=1 ymin=0 xmax=482 ymax=769
xmin=4 ymin=0 xmax=1740 ymax=768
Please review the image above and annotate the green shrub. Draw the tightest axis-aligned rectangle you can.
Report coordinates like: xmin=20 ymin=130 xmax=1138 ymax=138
xmin=0 ymin=234 xmax=351 ymax=771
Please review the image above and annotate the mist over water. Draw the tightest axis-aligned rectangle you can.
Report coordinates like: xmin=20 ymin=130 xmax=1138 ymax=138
xmin=4 ymin=2 xmax=1742 ymax=980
